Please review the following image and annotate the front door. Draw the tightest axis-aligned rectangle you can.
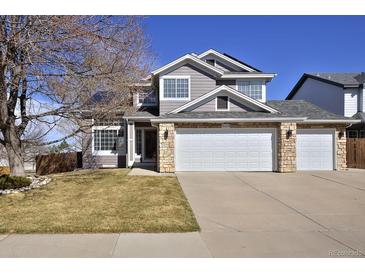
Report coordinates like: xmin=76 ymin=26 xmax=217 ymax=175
xmin=144 ymin=129 xmax=157 ymax=162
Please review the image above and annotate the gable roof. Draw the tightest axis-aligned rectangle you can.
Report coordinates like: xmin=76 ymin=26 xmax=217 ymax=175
xmin=150 ymin=54 xmax=224 ymax=77
xmin=151 ymin=100 xmax=360 ymax=124
xmin=168 ymin=85 xmax=279 ymax=114
xmin=286 ymin=72 xmax=365 ymax=100
xmin=197 ymin=49 xmax=259 ymax=72
xmin=222 ymin=53 xmax=262 ymax=72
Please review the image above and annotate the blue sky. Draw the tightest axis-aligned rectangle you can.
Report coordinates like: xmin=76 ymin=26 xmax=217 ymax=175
xmin=144 ymin=16 xmax=365 ymax=100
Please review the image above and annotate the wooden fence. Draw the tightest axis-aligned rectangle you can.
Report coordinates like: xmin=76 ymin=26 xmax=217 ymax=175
xmin=347 ymin=138 xmax=365 ymax=169
xmin=36 ymin=152 xmax=82 ymax=175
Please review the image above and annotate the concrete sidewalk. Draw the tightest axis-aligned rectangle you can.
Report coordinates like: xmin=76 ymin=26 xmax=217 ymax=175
xmin=0 ymin=232 xmax=211 ymax=258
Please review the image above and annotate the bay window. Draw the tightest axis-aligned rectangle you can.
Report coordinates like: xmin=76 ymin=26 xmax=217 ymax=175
xmin=237 ymin=80 xmax=263 ymax=100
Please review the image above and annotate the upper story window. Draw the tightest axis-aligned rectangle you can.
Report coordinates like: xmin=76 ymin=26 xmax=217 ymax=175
xmin=161 ymin=76 xmax=190 ymax=100
xmin=137 ymin=90 xmax=157 ymax=106
xmin=216 ymin=96 xmax=229 ymax=111
xmin=237 ymin=80 xmax=263 ymax=100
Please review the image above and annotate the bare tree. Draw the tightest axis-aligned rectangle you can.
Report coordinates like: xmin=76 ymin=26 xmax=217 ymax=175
xmin=0 ymin=16 xmax=152 ymax=176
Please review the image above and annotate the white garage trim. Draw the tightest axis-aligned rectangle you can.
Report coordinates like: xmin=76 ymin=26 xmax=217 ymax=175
xmin=296 ymin=128 xmax=336 ymax=171
xmin=174 ymin=128 xmax=277 ymax=172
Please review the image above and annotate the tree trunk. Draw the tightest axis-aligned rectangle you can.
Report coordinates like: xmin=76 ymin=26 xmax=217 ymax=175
xmin=3 ymin=126 xmax=25 ymax=176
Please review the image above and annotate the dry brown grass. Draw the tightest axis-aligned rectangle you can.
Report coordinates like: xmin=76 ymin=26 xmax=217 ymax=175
xmin=0 ymin=169 xmax=199 ymax=233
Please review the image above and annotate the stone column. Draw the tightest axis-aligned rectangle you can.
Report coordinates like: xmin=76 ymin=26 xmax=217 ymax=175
xmin=336 ymin=126 xmax=347 ymax=170
xmin=277 ymin=122 xmax=297 ymax=172
xmin=157 ymin=123 xmax=175 ymax=173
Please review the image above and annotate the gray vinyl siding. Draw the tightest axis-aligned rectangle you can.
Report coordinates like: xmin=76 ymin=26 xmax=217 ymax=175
xmin=216 ymin=79 xmax=236 ymax=88
xmin=291 ymin=78 xmax=345 ymax=116
xmin=159 ymin=64 xmax=216 ymax=114
xmin=189 ymin=94 xmax=252 ymax=112
xmin=201 ymin=53 xmax=245 ymax=72
xmin=184 ymin=91 xmax=254 ymax=112
xmin=215 ymin=60 xmax=238 ymax=72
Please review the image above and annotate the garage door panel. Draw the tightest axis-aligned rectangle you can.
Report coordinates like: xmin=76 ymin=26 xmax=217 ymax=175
xmin=175 ymin=128 xmax=275 ymax=171
xmin=296 ymin=129 xmax=334 ymax=171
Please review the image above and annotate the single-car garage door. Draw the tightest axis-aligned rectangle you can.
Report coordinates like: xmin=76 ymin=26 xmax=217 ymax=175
xmin=296 ymin=129 xmax=334 ymax=171
xmin=175 ymin=128 xmax=276 ymax=171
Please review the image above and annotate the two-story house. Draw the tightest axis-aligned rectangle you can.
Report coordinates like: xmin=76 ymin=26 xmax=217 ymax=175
xmin=286 ymin=73 xmax=365 ymax=138
xmin=82 ymin=49 xmax=358 ymax=172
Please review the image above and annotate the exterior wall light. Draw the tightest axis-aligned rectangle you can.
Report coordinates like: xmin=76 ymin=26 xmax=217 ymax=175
xmin=164 ymin=128 xmax=169 ymax=140
xmin=339 ymin=131 xmax=344 ymax=139
xmin=286 ymin=129 xmax=293 ymax=139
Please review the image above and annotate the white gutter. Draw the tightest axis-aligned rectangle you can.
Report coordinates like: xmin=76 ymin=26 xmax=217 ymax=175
xmin=299 ymin=119 xmax=362 ymax=124
xmin=150 ymin=117 xmax=308 ymax=123
xmin=220 ymin=73 xmax=276 ymax=79
xmin=123 ymin=116 xmax=154 ymax=121
xmin=150 ymin=117 xmax=362 ymax=124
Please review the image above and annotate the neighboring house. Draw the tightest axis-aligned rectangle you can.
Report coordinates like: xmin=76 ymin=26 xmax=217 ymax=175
xmin=82 ymin=49 xmax=359 ymax=172
xmin=286 ymin=73 xmax=365 ymax=138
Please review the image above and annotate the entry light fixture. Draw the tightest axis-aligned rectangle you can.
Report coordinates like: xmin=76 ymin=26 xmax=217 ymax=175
xmin=164 ymin=128 xmax=169 ymax=140
xmin=339 ymin=131 xmax=344 ymax=139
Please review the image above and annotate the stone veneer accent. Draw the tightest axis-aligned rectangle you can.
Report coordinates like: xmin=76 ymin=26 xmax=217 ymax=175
xmin=157 ymin=123 xmax=175 ymax=173
xmin=156 ymin=122 xmax=347 ymax=173
xmin=277 ymin=122 xmax=297 ymax=173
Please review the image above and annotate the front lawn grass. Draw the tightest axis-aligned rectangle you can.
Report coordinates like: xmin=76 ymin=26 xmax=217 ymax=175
xmin=0 ymin=169 xmax=199 ymax=233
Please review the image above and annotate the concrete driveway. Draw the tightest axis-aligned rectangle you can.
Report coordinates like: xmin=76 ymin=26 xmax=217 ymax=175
xmin=177 ymin=170 xmax=365 ymax=257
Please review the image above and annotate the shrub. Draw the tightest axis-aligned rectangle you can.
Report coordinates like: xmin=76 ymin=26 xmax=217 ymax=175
xmin=0 ymin=166 xmax=10 ymax=175
xmin=0 ymin=175 xmax=31 ymax=190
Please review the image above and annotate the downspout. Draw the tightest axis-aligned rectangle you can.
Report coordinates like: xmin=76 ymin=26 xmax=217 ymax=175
xmin=125 ymin=117 xmax=129 ymax=168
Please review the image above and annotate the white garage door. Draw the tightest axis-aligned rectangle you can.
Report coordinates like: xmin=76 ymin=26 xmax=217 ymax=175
xmin=296 ymin=129 xmax=334 ymax=171
xmin=175 ymin=128 xmax=276 ymax=171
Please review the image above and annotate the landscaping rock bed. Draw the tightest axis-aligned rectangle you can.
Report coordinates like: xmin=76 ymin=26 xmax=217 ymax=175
xmin=0 ymin=176 xmax=51 ymax=195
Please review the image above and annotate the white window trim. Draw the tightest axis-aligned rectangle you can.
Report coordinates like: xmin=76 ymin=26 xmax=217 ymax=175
xmin=215 ymin=96 xmax=230 ymax=111
xmin=92 ymin=125 xmax=124 ymax=156
xmin=136 ymin=91 xmax=157 ymax=107
xmin=236 ymin=79 xmax=266 ymax=102
xmin=159 ymin=75 xmax=191 ymax=101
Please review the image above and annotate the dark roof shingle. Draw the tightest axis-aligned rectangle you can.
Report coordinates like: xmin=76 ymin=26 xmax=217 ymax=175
xmin=286 ymin=72 xmax=365 ymax=100
xmin=156 ymin=100 xmax=355 ymax=121
xmin=306 ymin=73 xmax=364 ymax=86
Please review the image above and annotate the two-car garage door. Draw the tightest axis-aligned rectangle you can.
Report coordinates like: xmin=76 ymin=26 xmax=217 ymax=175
xmin=175 ymin=128 xmax=276 ymax=171
xmin=175 ymin=128 xmax=335 ymax=172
